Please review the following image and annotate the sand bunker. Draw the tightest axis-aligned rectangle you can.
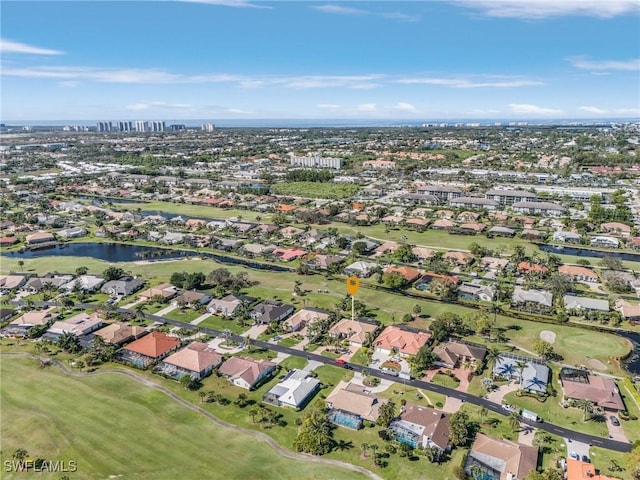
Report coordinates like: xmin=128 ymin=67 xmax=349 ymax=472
xmin=540 ymin=330 xmax=556 ymax=344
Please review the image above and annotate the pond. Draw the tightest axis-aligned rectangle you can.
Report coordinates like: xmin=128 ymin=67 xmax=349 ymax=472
xmin=618 ymin=330 xmax=640 ymax=376
xmin=1 ymin=242 xmax=293 ymax=272
xmin=72 ymin=194 xmax=147 ymax=205
xmin=538 ymin=244 xmax=640 ymax=263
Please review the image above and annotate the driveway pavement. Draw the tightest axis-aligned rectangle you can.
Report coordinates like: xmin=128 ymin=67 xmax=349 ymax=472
xmin=349 ymin=371 xmax=393 ymax=393
xmin=243 ymin=324 xmax=267 ymax=339
xmin=303 ymin=360 xmax=323 ymax=372
xmin=422 ymin=366 xmax=472 ymax=392
xmin=486 ymin=382 xmax=520 ymax=404
xmin=442 ymin=396 xmax=463 ymax=413
xmin=565 ymin=439 xmax=590 ymax=460
xmin=155 ymin=304 xmax=177 ymax=317
xmin=190 ymin=313 xmax=211 ymax=325
xmin=518 ymin=423 xmax=536 ymax=446
xmin=606 ymin=415 xmax=629 ymax=443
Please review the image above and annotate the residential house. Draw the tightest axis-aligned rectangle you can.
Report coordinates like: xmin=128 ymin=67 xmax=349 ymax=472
xmin=282 ymin=307 xmax=330 ymax=333
xmin=481 ymin=257 xmax=509 ymax=273
xmin=374 ymin=241 xmax=400 ymax=256
xmin=614 ymin=299 xmax=640 ymax=323
xmin=218 ymin=356 xmax=276 ymax=390
xmin=520 ymin=228 xmax=546 ymax=240
xmin=457 ymin=282 xmax=495 ymax=302
xmin=344 ymin=261 xmax=379 ymax=278
xmin=459 ymin=223 xmax=486 ymax=234
xmin=558 ymin=265 xmax=598 ymax=283
xmin=600 ymin=222 xmax=631 ymax=237
xmin=160 ymin=342 xmax=223 ymax=380
xmin=511 ymin=287 xmax=553 ymax=313
xmin=553 ymin=231 xmax=582 ymax=243
xmin=493 ymin=354 xmax=549 ymax=394
xmin=415 ymin=273 xmax=460 ymax=290
xmin=119 ymin=331 xmax=181 ymax=367
xmin=560 ymin=368 xmax=625 ymax=412
xmin=590 ymin=236 xmax=619 ymax=248
xmin=465 ymin=433 xmax=538 ymax=480
xmin=307 ymin=254 xmax=345 ymax=271
xmin=328 ymin=318 xmax=378 ymax=347
xmin=101 ymin=276 xmax=145 ymax=297
xmin=431 ymin=219 xmax=455 ymax=230
xmin=207 ymin=294 xmax=254 ymax=317
xmin=443 ymin=251 xmax=474 ymax=267
xmin=93 ymin=322 xmax=147 ymax=345
xmin=566 ymin=458 xmax=620 ymax=480
xmin=56 ymin=226 xmax=87 ymax=239
xmin=488 ymin=226 xmax=516 ymax=237
xmin=25 ymin=231 xmax=56 ymax=246
xmin=138 ymin=283 xmax=178 ymax=301
xmin=263 ymin=369 xmax=320 ymax=409
xmin=61 ymin=275 xmax=104 ymax=292
xmin=563 ymin=295 xmax=610 ymax=314
xmin=0 ymin=237 xmax=18 ymax=247
xmin=326 ymin=383 xmax=388 ymax=429
xmin=1 ymin=308 xmax=55 ymax=338
xmin=0 ymin=308 xmax=15 ymax=322
xmin=405 ymin=218 xmax=430 ymax=230
xmin=389 ymin=404 xmax=450 ymax=454
xmin=46 ymin=312 xmax=103 ymax=339
xmin=412 ymin=247 xmax=435 ymax=261
xmin=279 ymin=226 xmax=305 ymax=239
xmin=159 ymin=231 xmax=185 ymax=245
xmin=374 ymin=326 xmax=431 ymax=357
xmin=384 ymin=266 xmax=422 ymax=284
xmin=172 ymin=290 xmax=212 ymax=308
xmin=242 ymin=243 xmax=275 ymax=257
xmin=272 ymin=247 xmax=307 ymax=262
xmin=517 ymin=262 xmax=549 ymax=276
xmin=250 ymin=301 xmax=295 ymax=324
xmin=0 ymin=274 xmax=29 ymax=292
xmin=433 ymin=341 xmax=487 ymax=369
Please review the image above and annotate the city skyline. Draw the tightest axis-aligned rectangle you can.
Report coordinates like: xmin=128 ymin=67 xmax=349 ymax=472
xmin=1 ymin=0 xmax=639 ymax=121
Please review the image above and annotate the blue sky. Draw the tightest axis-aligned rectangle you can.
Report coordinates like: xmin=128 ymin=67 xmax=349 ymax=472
xmin=1 ymin=0 xmax=639 ymax=121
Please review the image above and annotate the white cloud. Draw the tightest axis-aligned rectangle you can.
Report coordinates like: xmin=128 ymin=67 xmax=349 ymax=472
xmin=357 ymin=103 xmax=377 ymax=112
xmin=278 ymin=74 xmax=384 ymax=89
xmin=312 ymin=4 xmax=418 ymax=22
xmin=126 ymin=101 xmax=195 ymax=111
xmin=393 ymin=102 xmax=417 ymax=113
xmin=316 ymin=104 xmax=342 ymax=109
xmin=0 ymin=38 xmax=64 ymax=55
xmin=312 ymin=4 xmax=368 ymax=16
xmin=509 ymin=103 xmax=563 ymax=115
xmin=397 ymin=76 xmax=544 ymax=88
xmin=180 ymin=0 xmax=270 ymax=9
xmin=579 ymin=106 xmax=607 ymax=114
xmin=452 ymin=0 xmax=639 ymax=19
xmin=568 ymin=56 xmax=640 ymax=71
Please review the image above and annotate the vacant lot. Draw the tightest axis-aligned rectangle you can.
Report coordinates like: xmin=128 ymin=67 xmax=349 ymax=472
xmin=0 ymin=356 xmax=369 ymax=480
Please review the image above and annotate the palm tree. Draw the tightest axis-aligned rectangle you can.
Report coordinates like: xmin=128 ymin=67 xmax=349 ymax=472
xmin=360 ymin=442 xmax=369 ymax=458
xmin=249 ymin=407 xmax=259 ymax=424
xmin=485 ymin=347 xmax=501 ymax=379
xmin=515 ymin=360 xmax=528 ymax=390
xmin=479 ymin=407 xmax=488 ymax=425
xmin=12 ymin=448 xmax=28 ymax=471
xmin=369 ymin=443 xmax=379 ymax=463
xmin=509 ymin=411 xmax=520 ymax=433
xmin=576 ymin=399 xmax=594 ymax=421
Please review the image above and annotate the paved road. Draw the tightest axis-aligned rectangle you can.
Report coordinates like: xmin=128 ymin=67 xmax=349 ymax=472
xmin=15 ymin=300 xmax=633 ymax=453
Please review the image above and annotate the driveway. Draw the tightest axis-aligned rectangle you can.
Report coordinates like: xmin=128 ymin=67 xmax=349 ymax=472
xmin=606 ymin=415 xmax=629 ymax=443
xmin=155 ymin=304 xmax=177 ymax=317
xmin=422 ymin=366 xmax=472 ymax=392
xmin=244 ymin=324 xmax=267 ymax=340
xmin=190 ymin=313 xmax=211 ymax=325
xmin=565 ymin=439 xmax=589 ymax=460
xmin=518 ymin=423 xmax=536 ymax=446
xmin=442 ymin=396 xmax=463 ymax=413
xmin=349 ymin=371 xmax=393 ymax=393
xmin=486 ymin=382 xmax=520 ymax=404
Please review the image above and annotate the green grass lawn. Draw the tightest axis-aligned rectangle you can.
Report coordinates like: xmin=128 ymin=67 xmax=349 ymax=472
xmin=197 ymin=315 xmax=248 ymax=335
xmin=314 ymin=365 xmax=354 ymax=392
xmin=431 ymin=372 xmax=461 ymax=389
xmin=277 ymin=337 xmax=301 ymax=348
xmin=0 ymin=355 xmax=368 ymax=480
xmin=378 ymin=383 xmax=447 ymax=409
xmin=278 ymin=355 xmax=308 ymax=371
xmin=460 ymin=403 xmax=519 ymax=442
xmin=589 ymin=448 xmax=633 ymax=480
xmin=350 ymin=347 xmax=372 ymax=366
xmin=163 ymin=308 xmax=203 ymax=323
xmin=502 ymin=391 xmax=609 ymax=438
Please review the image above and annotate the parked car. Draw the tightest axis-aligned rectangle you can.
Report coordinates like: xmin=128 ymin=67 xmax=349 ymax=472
xmin=581 ymin=455 xmax=590 ymax=463
xmin=610 ymin=416 xmax=620 ymax=426
xmin=569 ymin=452 xmax=579 ymax=460
xmin=335 ymin=358 xmax=346 ymax=365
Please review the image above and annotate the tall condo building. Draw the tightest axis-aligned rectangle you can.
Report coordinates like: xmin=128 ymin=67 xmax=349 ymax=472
xmin=289 ymin=152 xmax=342 ymax=170
xmin=135 ymin=120 xmax=147 ymax=132
xmin=97 ymin=121 xmax=112 ymax=132
xmin=118 ymin=121 xmax=133 ymax=132
xmin=202 ymin=123 xmax=215 ymax=132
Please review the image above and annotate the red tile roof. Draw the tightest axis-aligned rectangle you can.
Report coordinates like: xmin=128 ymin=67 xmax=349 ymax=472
xmin=125 ymin=331 xmax=180 ymax=358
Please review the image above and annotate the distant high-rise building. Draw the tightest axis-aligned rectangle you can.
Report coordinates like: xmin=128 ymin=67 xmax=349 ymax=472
xmin=149 ymin=121 xmax=165 ymax=132
xmin=202 ymin=123 xmax=215 ymax=132
xmin=118 ymin=121 xmax=133 ymax=132
xmin=135 ymin=120 xmax=147 ymax=132
xmin=97 ymin=121 xmax=112 ymax=132
xmin=169 ymin=124 xmax=186 ymax=131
